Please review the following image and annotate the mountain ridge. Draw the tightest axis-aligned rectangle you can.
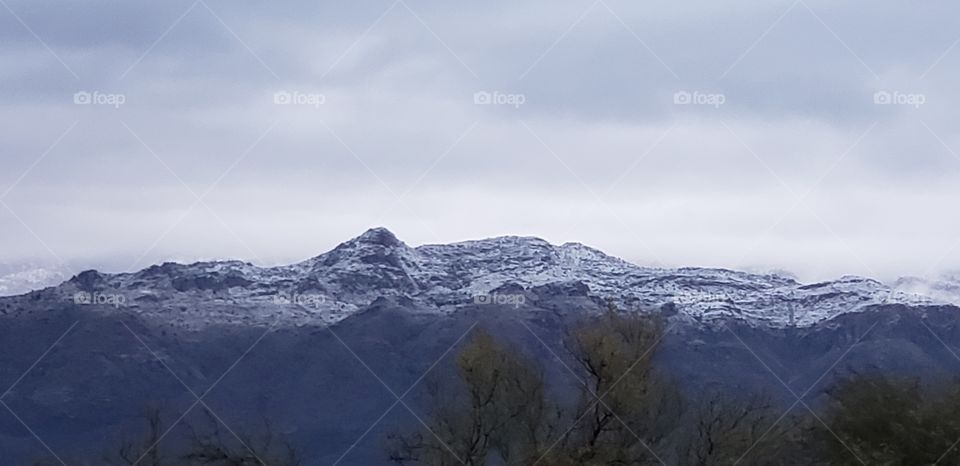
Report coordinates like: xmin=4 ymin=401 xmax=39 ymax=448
xmin=2 ymin=228 xmax=960 ymax=464
xmin=1 ymin=227 xmax=954 ymax=329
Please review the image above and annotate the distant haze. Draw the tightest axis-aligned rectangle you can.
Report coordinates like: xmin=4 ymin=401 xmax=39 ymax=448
xmin=1 ymin=0 xmax=959 ymax=283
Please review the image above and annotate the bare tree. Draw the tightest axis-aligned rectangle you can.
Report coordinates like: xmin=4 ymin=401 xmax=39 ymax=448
xmin=30 ymin=405 xmax=301 ymax=466
xmin=389 ymin=329 xmax=558 ymax=465
xmin=183 ymin=408 xmax=301 ymax=466
xmin=676 ymin=391 xmax=797 ymax=465
xmin=110 ymin=406 xmax=168 ymax=466
xmin=817 ymin=374 xmax=960 ymax=465
xmin=555 ymin=310 xmax=679 ymax=465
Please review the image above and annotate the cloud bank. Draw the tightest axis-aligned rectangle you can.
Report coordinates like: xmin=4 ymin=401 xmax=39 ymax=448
xmin=1 ymin=0 xmax=959 ymax=282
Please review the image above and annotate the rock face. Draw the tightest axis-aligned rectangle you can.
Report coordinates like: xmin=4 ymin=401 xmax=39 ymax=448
xmin=0 ymin=227 xmax=949 ymax=329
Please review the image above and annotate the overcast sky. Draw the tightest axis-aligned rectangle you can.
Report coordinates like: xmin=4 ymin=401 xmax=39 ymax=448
xmin=1 ymin=0 xmax=959 ymax=282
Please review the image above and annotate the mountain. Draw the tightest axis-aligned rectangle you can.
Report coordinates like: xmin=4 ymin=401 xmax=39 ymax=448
xmin=2 ymin=227 xmax=945 ymax=329
xmin=1 ymin=228 xmax=959 ymax=464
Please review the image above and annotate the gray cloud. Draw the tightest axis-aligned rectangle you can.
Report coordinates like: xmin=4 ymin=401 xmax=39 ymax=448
xmin=1 ymin=0 xmax=959 ymax=283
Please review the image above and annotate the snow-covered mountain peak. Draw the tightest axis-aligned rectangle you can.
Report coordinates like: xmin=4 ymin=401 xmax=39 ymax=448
xmin=421 ymin=234 xmax=554 ymax=255
xmin=6 ymin=228 xmax=955 ymax=329
xmin=350 ymin=226 xmax=405 ymax=248
xmin=302 ymin=227 xmax=417 ymax=271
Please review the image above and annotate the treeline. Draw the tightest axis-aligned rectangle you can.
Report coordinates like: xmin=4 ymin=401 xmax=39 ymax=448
xmin=28 ymin=311 xmax=960 ymax=465
xmin=31 ymin=409 xmax=300 ymax=466
xmin=387 ymin=312 xmax=960 ymax=465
